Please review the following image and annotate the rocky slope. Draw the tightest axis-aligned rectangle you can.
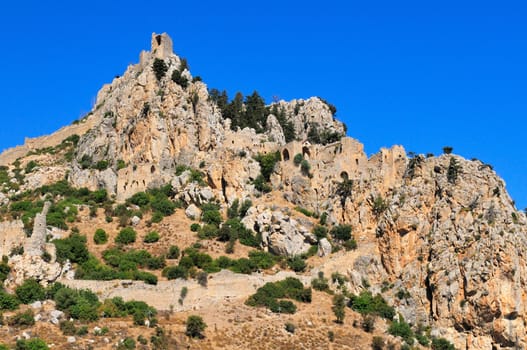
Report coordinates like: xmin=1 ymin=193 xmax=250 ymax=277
xmin=0 ymin=32 xmax=525 ymax=350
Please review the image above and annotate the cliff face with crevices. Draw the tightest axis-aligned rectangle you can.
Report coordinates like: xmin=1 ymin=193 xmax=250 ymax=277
xmin=0 ymin=32 xmax=525 ymax=350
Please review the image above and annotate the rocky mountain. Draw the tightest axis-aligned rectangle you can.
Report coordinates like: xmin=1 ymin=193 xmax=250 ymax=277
xmin=0 ymin=33 xmax=525 ymax=350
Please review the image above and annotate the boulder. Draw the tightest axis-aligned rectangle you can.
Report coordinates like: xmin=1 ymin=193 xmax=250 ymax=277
xmin=185 ymin=204 xmax=201 ymax=219
xmin=318 ymin=238 xmax=332 ymax=257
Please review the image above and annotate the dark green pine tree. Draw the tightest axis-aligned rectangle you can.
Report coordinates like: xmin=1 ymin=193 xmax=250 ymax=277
xmin=209 ymin=89 xmax=228 ymax=116
xmin=244 ymin=91 xmax=267 ymax=132
xmin=224 ymin=92 xmax=244 ymax=130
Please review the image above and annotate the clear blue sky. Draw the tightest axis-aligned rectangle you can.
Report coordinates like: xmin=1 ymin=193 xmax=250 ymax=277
xmin=0 ymin=1 xmax=526 ymax=209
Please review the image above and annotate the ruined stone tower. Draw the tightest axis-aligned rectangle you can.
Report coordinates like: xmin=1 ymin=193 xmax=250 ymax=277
xmin=25 ymin=201 xmax=51 ymax=256
xmin=151 ymin=32 xmax=173 ymax=59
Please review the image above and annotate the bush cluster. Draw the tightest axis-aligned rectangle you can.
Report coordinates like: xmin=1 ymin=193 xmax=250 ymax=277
xmin=75 ymin=255 xmax=158 ymax=285
xmin=162 ymin=248 xmax=278 ymax=281
xmin=348 ymin=290 xmax=395 ymax=320
xmin=246 ymin=277 xmax=311 ymax=314
xmin=53 ymin=233 xmax=89 ymax=264
xmin=101 ymin=297 xmax=157 ymax=326
xmin=126 ymin=185 xmax=177 ymax=223
xmin=15 ymin=279 xmax=45 ymax=304
xmin=8 ymin=180 xmax=109 ymax=233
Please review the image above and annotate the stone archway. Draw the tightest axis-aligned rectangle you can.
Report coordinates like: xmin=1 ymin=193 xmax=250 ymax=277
xmin=302 ymin=146 xmax=311 ymax=160
xmin=282 ymin=149 xmax=290 ymax=161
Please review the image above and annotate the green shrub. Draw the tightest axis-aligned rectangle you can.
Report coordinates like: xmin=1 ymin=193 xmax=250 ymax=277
xmin=248 ymin=250 xmax=277 ymax=270
xmin=254 ymin=152 xmax=280 ymax=181
xmin=186 ymin=315 xmax=207 ymax=338
xmin=15 ymin=279 xmax=45 ymax=304
xmin=287 ymin=256 xmax=307 ymax=272
xmin=227 ymin=199 xmax=239 ymax=219
xmin=330 ymin=225 xmax=352 ymax=241
xmin=190 ymin=223 xmax=200 ymax=232
xmin=311 ymin=272 xmax=330 ymax=292
xmin=372 ymin=196 xmax=388 ymax=216
xmin=198 ymin=224 xmax=219 ymax=239
xmin=0 ymin=261 xmax=10 ymax=283
xmin=332 ymin=294 xmax=346 ymax=323
xmin=342 ymin=239 xmax=357 ymax=250
xmin=9 ymin=309 xmax=35 ymax=326
xmin=15 ymin=338 xmax=49 ymax=350
xmin=388 ymin=318 xmax=414 ymax=345
xmin=115 ymin=227 xmax=137 ymax=244
xmin=246 ymin=277 xmax=311 ymax=314
xmin=300 ymin=160 xmax=311 ymax=176
xmin=151 ymin=211 xmax=164 ymax=223
xmin=150 ymin=197 xmax=176 ymax=217
xmin=285 ymin=322 xmax=296 ymax=333
xmin=118 ymin=337 xmax=136 ymax=350
xmin=60 ymin=320 xmax=77 ymax=335
xmin=117 ymin=159 xmax=126 ymax=170
xmin=94 ymin=160 xmax=109 ymax=170
xmin=431 ymin=338 xmax=455 ymax=350
xmin=94 ymin=228 xmax=108 ymax=244
xmin=313 ymin=225 xmax=328 ymax=239
xmin=295 ymin=206 xmax=314 ymax=217
xmin=76 ymin=325 xmax=88 ymax=336
xmin=416 ymin=333 xmax=430 ymax=346
xmin=129 ymin=192 xmax=150 ymax=207
xmin=153 ymin=58 xmax=168 ymax=81
xmin=319 ymin=212 xmax=328 ymax=225
xmin=144 ymin=231 xmax=160 ymax=243
xmin=0 ymin=290 xmax=20 ymax=310
xmin=167 ymin=245 xmax=180 ymax=259
xmin=53 ymin=233 xmax=89 ymax=263
xmin=171 ymin=69 xmax=189 ymax=88
xmin=293 ymin=153 xmax=303 ymax=165
xmin=239 ymin=199 xmax=252 ymax=217
xmin=253 ymin=174 xmax=272 ymax=193
xmin=53 ymin=286 xmax=101 ymax=321
xmin=348 ymin=291 xmax=395 ymax=320
xmin=197 ymin=271 xmax=208 ymax=287
xmin=162 ymin=266 xmax=188 ymax=280
xmin=201 ymin=203 xmax=222 ymax=226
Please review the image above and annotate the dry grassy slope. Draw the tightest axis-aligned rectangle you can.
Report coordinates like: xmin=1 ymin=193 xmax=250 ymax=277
xmin=1 ymin=195 xmax=404 ymax=350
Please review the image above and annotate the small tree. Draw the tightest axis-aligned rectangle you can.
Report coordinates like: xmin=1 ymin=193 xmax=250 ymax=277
xmin=447 ymin=157 xmax=461 ymax=184
xmin=15 ymin=278 xmax=45 ymax=304
xmin=197 ymin=271 xmax=208 ymax=287
xmin=153 ymin=58 xmax=168 ymax=81
xmin=115 ymin=227 xmax=137 ymax=245
xmin=332 ymin=294 xmax=346 ymax=324
xmin=442 ymin=146 xmax=453 ymax=154
xmin=300 ymin=160 xmax=311 ymax=176
xmin=330 ymin=225 xmax=352 ymax=241
xmin=293 ymin=153 xmax=303 ymax=166
xmin=144 ymin=231 xmax=160 ymax=243
xmin=186 ymin=315 xmax=207 ymax=338
xmin=167 ymin=245 xmax=180 ymax=259
xmin=93 ymin=229 xmax=108 ymax=244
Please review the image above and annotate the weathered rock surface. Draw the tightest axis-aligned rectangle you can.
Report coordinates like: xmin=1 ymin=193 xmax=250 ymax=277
xmin=0 ymin=32 xmax=525 ymax=350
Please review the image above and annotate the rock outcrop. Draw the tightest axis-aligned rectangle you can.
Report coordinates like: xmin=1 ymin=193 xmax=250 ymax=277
xmin=0 ymin=32 xmax=525 ymax=350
